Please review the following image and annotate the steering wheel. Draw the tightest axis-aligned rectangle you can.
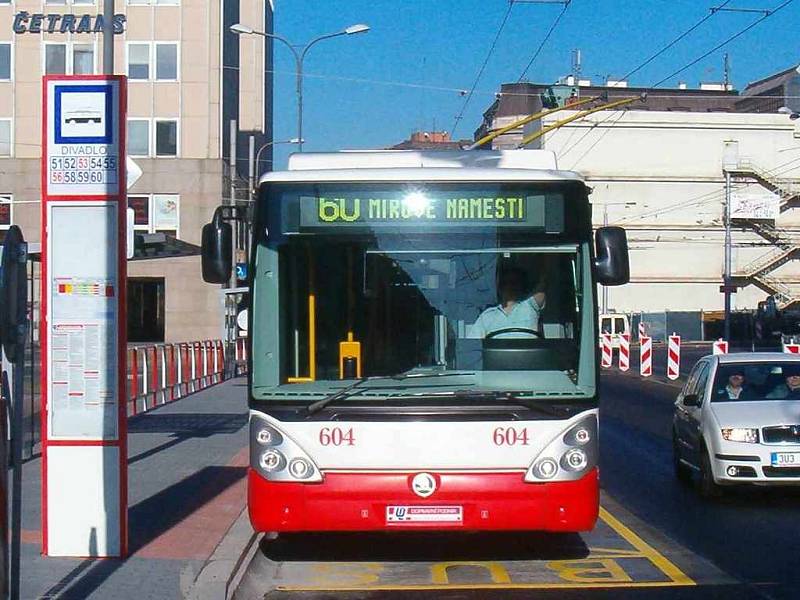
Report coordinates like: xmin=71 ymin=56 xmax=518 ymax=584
xmin=486 ymin=327 xmax=542 ymax=339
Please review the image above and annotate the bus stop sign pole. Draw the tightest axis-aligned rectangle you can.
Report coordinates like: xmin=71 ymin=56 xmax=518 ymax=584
xmin=1 ymin=224 xmax=29 ymax=599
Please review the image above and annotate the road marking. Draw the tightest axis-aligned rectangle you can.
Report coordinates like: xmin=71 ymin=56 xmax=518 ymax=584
xmin=274 ymin=506 xmax=696 ymax=591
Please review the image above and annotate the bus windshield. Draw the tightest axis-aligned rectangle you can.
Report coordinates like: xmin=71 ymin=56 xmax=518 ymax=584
xmin=252 ymin=181 xmax=596 ymax=400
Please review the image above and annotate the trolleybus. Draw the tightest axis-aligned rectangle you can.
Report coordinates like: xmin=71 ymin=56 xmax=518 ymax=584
xmin=201 ymin=149 xmax=629 ymax=532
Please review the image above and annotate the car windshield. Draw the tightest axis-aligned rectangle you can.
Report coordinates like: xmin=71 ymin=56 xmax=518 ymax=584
xmin=712 ymin=363 xmax=800 ymax=402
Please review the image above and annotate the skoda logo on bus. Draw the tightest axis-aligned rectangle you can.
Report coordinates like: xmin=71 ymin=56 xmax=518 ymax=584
xmin=411 ymin=473 xmax=437 ymax=498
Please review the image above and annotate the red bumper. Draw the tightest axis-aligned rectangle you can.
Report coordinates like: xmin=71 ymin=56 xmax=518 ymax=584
xmin=248 ymin=468 xmax=599 ymax=533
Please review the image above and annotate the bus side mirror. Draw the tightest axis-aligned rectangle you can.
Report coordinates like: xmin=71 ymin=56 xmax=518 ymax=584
xmin=201 ymin=211 xmax=232 ymax=284
xmin=595 ymin=226 xmax=629 ymax=286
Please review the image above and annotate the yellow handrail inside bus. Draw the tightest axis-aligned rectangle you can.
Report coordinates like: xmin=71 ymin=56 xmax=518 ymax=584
xmin=518 ymin=94 xmax=645 ymax=148
xmin=467 ymin=96 xmax=599 ymax=150
xmin=287 ymin=294 xmax=316 ymax=383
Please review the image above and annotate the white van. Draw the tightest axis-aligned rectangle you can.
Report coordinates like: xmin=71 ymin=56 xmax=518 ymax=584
xmin=599 ymin=313 xmax=630 ymax=349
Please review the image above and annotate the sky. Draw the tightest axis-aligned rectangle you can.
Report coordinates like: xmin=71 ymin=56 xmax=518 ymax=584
xmin=269 ymin=0 xmax=800 ymax=168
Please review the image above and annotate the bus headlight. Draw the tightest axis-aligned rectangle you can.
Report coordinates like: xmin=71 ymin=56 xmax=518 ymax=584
xmin=259 ymin=449 xmax=286 ymax=472
xmin=250 ymin=416 xmax=323 ymax=482
xmin=562 ymin=448 xmax=588 ymax=471
xmin=533 ymin=458 xmax=559 ymax=479
xmin=288 ymin=458 xmax=313 ymax=479
xmin=525 ymin=413 xmax=598 ymax=482
xmin=255 ymin=426 xmax=283 ymax=446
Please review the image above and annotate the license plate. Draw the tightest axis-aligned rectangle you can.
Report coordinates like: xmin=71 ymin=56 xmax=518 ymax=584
xmin=386 ymin=506 xmax=463 ymax=523
xmin=771 ymin=452 xmax=800 ymax=467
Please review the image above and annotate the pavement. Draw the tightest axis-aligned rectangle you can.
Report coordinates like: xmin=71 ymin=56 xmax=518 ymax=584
xmin=18 ymin=377 xmax=251 ymax=600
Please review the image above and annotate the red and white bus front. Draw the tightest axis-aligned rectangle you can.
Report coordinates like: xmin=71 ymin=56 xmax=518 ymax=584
xmin=231 ymin=151 xmax=629 ymax=533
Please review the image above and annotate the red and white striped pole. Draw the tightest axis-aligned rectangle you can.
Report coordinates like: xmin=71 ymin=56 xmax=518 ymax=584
xmin=640 ymin=336 xmax=652 ymax=377
xmin=667 ymin=334 xmax=681 ymax=380
xmin=601 ymin=333 xmax=613 ymax=368
xmin=638 ymin=321 xmax=646 ymax=341
xmin=618 ymin=333 xmax=630 ymax=372
xmin=783 ymin=342 xmax=800 ymax=354
xmin=712 ymin=339 xmax=728 ymax=355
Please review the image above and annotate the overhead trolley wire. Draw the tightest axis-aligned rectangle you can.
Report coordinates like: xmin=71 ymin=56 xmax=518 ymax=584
xmin=650 ymin=0 xmax=797 ymax=88
xmin=517 ymin=1 xmax=570 ymax=82
xmin=451 ymin=1 xmax=516 ymax=136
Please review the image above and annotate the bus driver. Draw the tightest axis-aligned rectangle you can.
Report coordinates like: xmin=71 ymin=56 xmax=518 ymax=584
xmin=471 ymin=268 xmax=546 ymax=339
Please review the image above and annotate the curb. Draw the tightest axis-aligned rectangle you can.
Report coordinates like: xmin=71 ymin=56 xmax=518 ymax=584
xmin=184 ymin=506 xmax=262 ymax=600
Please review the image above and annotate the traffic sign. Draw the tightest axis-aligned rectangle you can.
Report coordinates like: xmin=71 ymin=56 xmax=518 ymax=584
xmin=45 ymin=78 xmax=123 ymax=198
xmin=236 ymin=262 xmax=248 ymax=280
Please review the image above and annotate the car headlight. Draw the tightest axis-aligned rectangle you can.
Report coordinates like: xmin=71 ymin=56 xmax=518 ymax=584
xmin=259 ymin=449 xmax=286 ymax=472
xmin=249 ymin=416 xmax=323 ymax=482
xmin=255 ymin=426 xmax=283 ymax=446
xmin=721 ymin=428 xmax=759 ymax=444
xmin=561 ymin=448 xmax=588 ymax=471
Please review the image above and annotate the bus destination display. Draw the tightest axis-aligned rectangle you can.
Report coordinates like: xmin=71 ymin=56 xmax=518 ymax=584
xmin=297 ymin=192 xmax=562 ymax=231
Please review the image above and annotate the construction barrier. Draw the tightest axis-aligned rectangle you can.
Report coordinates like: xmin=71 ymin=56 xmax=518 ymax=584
xmin=667 ymin=334 xmax=681 ymax=380
xmin=640 ymin=336 xmax=652 ymax=377
xmin=783 ymin=343 xmax=800 ymax=354
xmin=638 ymin=322 xmax=646 ymax=341
xmin=600 ymin=333 xmax=612 ymax=368
xmin=618 ymin=333 xmax=630 ymax=372
xmin=712 ymin=339 xmax=728 ymax=355
xmin=127 ymin=339 xmax=230 ymax=417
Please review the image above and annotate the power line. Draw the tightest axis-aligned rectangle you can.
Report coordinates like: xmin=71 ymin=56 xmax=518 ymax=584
xmin=517 ymin=1 xmax=570 ymax=82
xmin=620 ymin=0 xmax=733 ymax=82
xmin=451 ymin=1 xmax=515 ymax=136
xmin=650 ymin=0 xmax=796 ymax=88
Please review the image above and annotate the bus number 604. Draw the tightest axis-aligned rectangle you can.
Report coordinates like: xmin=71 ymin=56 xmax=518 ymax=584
xmin=319 ymin=427 xmax=355 ymax=446
xmin=493 ymin=427 xmax=530 ymax=446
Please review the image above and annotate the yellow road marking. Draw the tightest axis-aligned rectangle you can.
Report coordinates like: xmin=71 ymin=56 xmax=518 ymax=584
xmin=599 ymin=507 xmax=695 ymax=585
xmin=276 ymin=506 xmax=696 ymax=591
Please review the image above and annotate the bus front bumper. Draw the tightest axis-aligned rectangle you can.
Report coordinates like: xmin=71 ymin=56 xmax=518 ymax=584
xmin=248 ymin=467 xmax=599 ymax=533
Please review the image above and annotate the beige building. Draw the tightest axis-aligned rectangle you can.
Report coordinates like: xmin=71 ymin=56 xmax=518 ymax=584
xmin=0 ymin=0 xmax=273 ymax=342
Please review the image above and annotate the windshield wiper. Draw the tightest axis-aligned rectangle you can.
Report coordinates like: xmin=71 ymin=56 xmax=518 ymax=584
xmin=305 ymin=371 xmax=475 ymax=416
xmin=450 ymin=391 xmax=568 ymax=417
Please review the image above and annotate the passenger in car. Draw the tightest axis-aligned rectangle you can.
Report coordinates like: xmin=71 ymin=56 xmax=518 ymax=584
xmin=766 ymin=367 xmax=800 ymax=400
xmin=716 ymin=370 xmax=749 ymax=400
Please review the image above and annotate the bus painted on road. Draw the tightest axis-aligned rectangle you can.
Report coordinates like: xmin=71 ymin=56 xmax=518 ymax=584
xmin=202 ymin=149 xmax=629 ymax=532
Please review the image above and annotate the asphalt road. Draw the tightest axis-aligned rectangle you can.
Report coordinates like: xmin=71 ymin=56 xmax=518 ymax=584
xmin=235 ymin=359 xmax=800 ymax=600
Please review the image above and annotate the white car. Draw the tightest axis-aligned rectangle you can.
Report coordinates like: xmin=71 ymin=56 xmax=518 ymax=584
xmin=673 ymin=353 xmax=800 ymax=497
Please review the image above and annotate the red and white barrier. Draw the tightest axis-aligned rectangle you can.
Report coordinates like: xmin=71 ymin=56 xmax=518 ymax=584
xmin=618 ymin=333 xmax=630 ymax=372
xmin=667 ymin=334 xmax=681 ymax=380
xmin=600 ymin=333 xmax=613 ymax=368
xmin=638 ymin=322 xmax=646 ymax=341
xmin=640 ymin=336 xmax=652 ymax=377
xmin=712 ymin=339 xmax=728 ymax=355
xmin=783 ymin=343 xmax=800 ymax=354
xmin=127 ymin=339 xmax=229 ymax=417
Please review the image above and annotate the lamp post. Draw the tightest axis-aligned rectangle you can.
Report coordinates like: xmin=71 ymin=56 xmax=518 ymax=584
xmin=230 ymin=22 xmax=369 ymax=152
xmin=252 ymin=138 xmax=303 ymax=194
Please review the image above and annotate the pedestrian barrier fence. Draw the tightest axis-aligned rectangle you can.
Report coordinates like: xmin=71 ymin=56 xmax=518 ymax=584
xmin=618 ymin=333 xmax=630 ymax=372
xmin=600 ymin=333 xmax=612 ymax=368
xmin=640 ymin=336 xmax=652 ymax=377
xmin=782 ymin=343 xmax=800 ymax=354
xmin=234 ymin=336 xmax=248 ymax=376
xmin=667 ymin=334 xmax=681 ymax=381
xmin=712 ymin=339 xmax=728 ymax=355
xmin=127 ymin=339 xmax=235 ymax=416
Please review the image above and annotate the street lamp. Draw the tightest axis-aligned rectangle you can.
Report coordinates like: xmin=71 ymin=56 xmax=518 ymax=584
xmin=230 ymin=22 xmax=370 ymax=152
xmin=252 ymin=138 xmax=303 ymax=195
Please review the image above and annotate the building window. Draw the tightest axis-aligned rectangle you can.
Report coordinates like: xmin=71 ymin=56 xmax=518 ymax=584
xmin=127 ymin=120 xmax=150 ymax=156
xmin=155 ymin=43 xmax=178 ymax=81
xmin=72 ymin=44 xmax=94 ymax=75
xmin=0 ymin=43 xmax=11 ymax=81
xmin=127 ymin=278 xmax=165 ymax=343
xmin=128 ymin=0 xmax=179 ymax=5
xmin=127 ymin=43 xmax=150 ymax=80
xmin=0 ymin=120 xmax=10 ymax=157
xmin=44 ymin=43 xmax=95 ymax=75
xmin=0 ymin=195 xmax=11 ymax=230
xmin=44 ymin=44 xmax=66 ymax=75
xmin=128 ymin=194 xmax=179 ymax=235
xmin=155 ymin=120 xmax=178 ymax=156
